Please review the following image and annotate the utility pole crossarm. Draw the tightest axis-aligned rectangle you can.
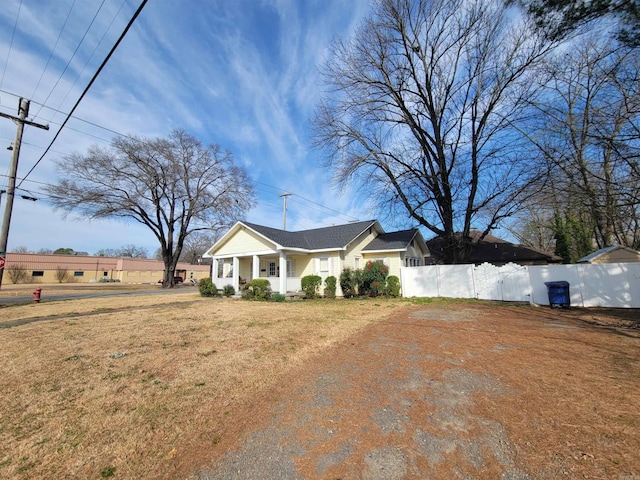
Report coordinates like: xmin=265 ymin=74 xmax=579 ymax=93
xmin=0 ymin=110 xmax=50 ymax=130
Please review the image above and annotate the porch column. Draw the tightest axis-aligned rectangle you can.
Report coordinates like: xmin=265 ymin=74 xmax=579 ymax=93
xmin=212 ymin=258 xmax=219 ymax=282
xmin=232 ymin=256 xmax=240 ymax=292
xmin=279 ymin=251 xmax=287 ymax=294
xmin=252 ymin=255 xmax=260 ymax=281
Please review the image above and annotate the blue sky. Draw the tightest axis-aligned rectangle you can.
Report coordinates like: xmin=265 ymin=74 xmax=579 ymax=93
xmin=0 ymin=0 xmax=375 ymax=255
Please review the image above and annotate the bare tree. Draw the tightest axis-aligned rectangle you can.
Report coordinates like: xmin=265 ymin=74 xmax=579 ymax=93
xmin=95 ymin=245 xmax=148 ymax=258
xmin=7 ymin=264 xmax=29 ymax=284
xmin=48 ymin=129 xmax=254 ymax=287
xmin=55 ymin=267 xmax=71 ymax=283
xmin=178 ymin=231 xmax=217 ymax=264
xmin=10 ymin=246 xmax=32 ymax=253
xmin=524 ymin=36 xmax=640 ymax=251
xmin=314 ymin=0 xmax=552 ymax=263
xmin=117 ymin=244 xmax=148 ymax=258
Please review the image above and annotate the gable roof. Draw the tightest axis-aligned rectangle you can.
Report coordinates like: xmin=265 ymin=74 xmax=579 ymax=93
xmin=426 ymin=231 xmax=561 ymax=265
xmin=362 ymin=229 xmax=426 ymax=253
xmin=242 ymin=220 xmax=379 ymax=250
xmin=205 ymin=220 xmax=382 ymax=257
xmin=577 ymin=245 xmax=640 ymax=263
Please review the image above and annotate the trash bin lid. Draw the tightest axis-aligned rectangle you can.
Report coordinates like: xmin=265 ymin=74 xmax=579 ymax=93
xmin=544 ymin=281 xmax=570 ymax=287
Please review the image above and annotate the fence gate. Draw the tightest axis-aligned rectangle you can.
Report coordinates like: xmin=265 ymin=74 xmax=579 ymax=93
xmin=474 ymin=263 xmax=530 ymax=302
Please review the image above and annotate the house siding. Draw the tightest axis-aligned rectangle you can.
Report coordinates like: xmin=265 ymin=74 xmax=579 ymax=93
xmin=215 ymin=228 xmax=275 ymax=256
xmin=593 ymin=250 xmax=640 ymax=264
xmin=345 ymin=229 xmax=379 ymax=269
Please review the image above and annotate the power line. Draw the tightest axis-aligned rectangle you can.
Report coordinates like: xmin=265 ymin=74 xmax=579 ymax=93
xmin=254 ymin=180 xmax=359 ymax=222
xmin=32 ymin=0 xmax=108 ymax=122
xmin=2 ymin=90 xmax=133 ymax=141
xmin=29 ymin=0 xmax=79 ymax=101
xmin=0 ymin=0 xmax=23 ymax=91
xmin=45 ymin=0 xmax=129 ymax=123
xmin=18 ymin=0 xmax=149 ymax=188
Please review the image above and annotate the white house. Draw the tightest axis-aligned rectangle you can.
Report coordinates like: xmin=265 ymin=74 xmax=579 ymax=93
xmin=203 ymin=220 xmax=429 ymax=295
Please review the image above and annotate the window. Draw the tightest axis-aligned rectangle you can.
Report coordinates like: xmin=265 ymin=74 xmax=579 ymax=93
xmin=268 ymin=261 xmax=277 ymax=277
xmin=405 ymin=257 xmax=420 ymax=267
xmin=32 ymin=270 xmax=44 ymax=277
xmin=74 ymin=271 xmax=84 ymax=277
xmin=319 ymin=257 xmax=329 ymax=273
xmin=354 ymin=257 xmax=361 ymax=270
xmin=103 ymin=271 xmax=108 ymax=277
xmin=286 ymin=258 xmax=295 ymax=277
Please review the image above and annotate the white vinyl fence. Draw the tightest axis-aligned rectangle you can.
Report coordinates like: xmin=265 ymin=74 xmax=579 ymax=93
xmin=400 ymin=262 xmax=640 ymax=308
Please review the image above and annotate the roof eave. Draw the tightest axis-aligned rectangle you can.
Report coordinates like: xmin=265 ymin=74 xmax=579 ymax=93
xmin=362 ymin=248 xmax=406 ymax=254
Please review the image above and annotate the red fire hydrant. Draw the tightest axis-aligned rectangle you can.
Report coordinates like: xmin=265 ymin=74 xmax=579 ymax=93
xmin=33 ymin=287 xmax=42 ymax=303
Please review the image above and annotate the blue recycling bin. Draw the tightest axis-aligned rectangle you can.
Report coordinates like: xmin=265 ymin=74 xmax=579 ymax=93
xmin=544 ymin=281 xmax=570 ymax=308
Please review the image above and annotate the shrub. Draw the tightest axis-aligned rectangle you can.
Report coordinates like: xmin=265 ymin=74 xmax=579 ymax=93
xmin=339 ymin=268 xmax=357 ymax=298
xmin=359 ymin=261 xmax=389 ymax=297
xmin=7 ymin=263 xmax=29 ymax=284
xmin=324 ymin=275 xmax=337 ymax=299
xmin=272 ymin=293 xmax=286 ymax=302
xmin=198 ymin=278 xmax=218 ymax=297
xmin=386 ymin=275 xmax=401 ymax=297
xmin=301 ymin=275 xmax=322 ymax=299
xmin=55 ymin=266 xmax=71 ymax=283
xmin=222 ymin=284 xmax=235 ymax=297
xmin=243 ymin=279 xmax=272 ymax=301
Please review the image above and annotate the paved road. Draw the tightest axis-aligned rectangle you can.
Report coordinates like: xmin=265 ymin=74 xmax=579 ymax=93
xmin=0 ymin=285 xmax=197 ymax=306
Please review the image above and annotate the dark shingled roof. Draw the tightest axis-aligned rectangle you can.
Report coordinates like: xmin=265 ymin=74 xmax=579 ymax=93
xmin=243 ymin=220 xmax=378 ymax=250
xmin=362 ymin=229 xmax=419 ymax=251
xmin=426 ymin=231 xmax=561 ymax=265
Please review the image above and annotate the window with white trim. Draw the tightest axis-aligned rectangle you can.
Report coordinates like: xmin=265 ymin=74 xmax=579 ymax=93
xmin=319 ymin=257 xmax=329 ymax=273
xmin=268 ymin=261 xmax=277 ymax=277
xmin=354 ymin=256 xmax=361 ymax=270
xmin=286 ymin=258 xmax=295 ymax=277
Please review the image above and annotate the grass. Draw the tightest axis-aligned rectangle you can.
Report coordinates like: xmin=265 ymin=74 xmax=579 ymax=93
xmin=0 ymin=292 xmax=409 ymax=479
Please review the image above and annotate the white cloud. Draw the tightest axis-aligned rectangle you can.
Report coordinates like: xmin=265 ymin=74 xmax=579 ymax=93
xmin=0 ymin=0 xmax=379 ymax=254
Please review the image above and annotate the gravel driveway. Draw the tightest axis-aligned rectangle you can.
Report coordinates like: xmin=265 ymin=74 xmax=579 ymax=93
xmin=195 ymin=307 xmax=535 ymax=479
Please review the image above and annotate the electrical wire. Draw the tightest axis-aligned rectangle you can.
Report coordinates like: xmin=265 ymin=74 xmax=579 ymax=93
xmin=17 ymin=0 xmax=149 ymax=189
xmin=0 ymin=0 xmax=23 ymax=91
xmin=46 ymin=0 xmax=129 ymax=123
xmin=32 ymin=0 xmax=108 ymax=122
xmin=29 ymin=0 xmax=78 ymax=101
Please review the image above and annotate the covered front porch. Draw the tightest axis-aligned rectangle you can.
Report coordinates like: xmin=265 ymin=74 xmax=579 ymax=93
xmin=211 ymin=251 xmax=307 ymax=294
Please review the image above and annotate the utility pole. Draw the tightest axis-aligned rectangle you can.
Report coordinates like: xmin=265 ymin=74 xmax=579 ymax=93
xmin=0 ymin=98 xmax=49 ymax=289
xmin=279 ymin=193 xmax=291 ymax=231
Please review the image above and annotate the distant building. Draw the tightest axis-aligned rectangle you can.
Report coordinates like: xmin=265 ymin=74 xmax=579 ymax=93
xmin=577 ymin=246 xmax=640 ymax=264
xmin=3 ymin=253 xmax=210 ymax=285
xmin=426 ymin=231 xmax=562 ymax=266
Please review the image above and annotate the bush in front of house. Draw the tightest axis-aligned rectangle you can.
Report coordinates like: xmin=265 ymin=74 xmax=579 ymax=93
xmin=339 ymin=268 xmax=356 ymax=298
xmin=359 ymin=261 xmax=389 ymax=297
xmin=324 ymin=275 xmax=337 ymax=299
xmin=272 ymin=293 xmax=286 ymax=302
xmin=242 ymin=279 xmax=272 ymax=301
xmin=301 ymin=275 xmax=322 ymax=299
xmin=198 ymin=278 xmax=218 ymax=297
xmin=222 ymin=284 xmax=235 ymax=297
xmin=386 ymin=275 xmax=401 ymax=297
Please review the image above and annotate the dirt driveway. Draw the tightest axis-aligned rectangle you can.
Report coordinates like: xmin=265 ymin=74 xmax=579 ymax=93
xmin=193 ymin=303 xmax=639 ymax=480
